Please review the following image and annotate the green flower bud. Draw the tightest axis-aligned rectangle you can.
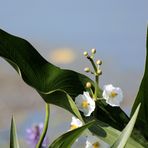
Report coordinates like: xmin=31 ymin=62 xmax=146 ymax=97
xmin=84 ymin=67 xmax=90 ymax=72
xmin=83 ymin=51 xmax=88 ymax=56
xmin=91 ymin=48 xmax=96 ymax=54
xmin=86 ymin=82 xmax=92 ymax=88
xmin=96 ymin=60 xmax=102 ymax=65
xmin=97 ymin=69 xmax=102 ymax=75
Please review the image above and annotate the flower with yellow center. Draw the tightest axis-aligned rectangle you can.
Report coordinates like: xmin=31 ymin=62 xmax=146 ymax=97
xmin=75 ymin=92 xmax=95 ymax=116
xmin=102 ymin=84 xmax=123 ymax=107
xmin=85 ymin=135 xmax=110 ymax=148
xmin=69 ymin=116 xmax=83 ymax=131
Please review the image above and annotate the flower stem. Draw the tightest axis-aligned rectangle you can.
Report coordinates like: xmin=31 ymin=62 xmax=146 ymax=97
xmin=94 ymin=75 xmax=99 ymax=100
xmin=36 ymin=103 xmax=50 ymax=148
xmin=88 ymin=57 xmax=97 ymax=72
xmin=88 ymin=57 xmax=99 ymax=100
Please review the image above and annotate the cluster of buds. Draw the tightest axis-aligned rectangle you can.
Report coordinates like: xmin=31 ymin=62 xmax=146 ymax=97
xmin=83 ymin=48 xmax=103 ymax=100
xmin=83 ymin=48 xmax=102 ymax=77
xmin=83 ymin=48 xmax=96 ymax=58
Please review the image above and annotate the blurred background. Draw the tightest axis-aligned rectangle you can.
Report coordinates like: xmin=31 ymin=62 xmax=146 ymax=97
xmin=0 ymin=0 xmax=148 ymax=147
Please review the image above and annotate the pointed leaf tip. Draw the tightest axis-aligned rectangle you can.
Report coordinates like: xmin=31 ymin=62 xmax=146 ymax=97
xmin=10 ymin=116 xmax=20 ymax=148
xmin=111 ymin=104 xmax=141 ymax=148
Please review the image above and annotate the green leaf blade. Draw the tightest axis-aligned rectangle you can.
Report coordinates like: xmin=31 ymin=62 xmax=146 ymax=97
xmin=10 ymin=116 xmax=20 ymax=148
xmin=131 ymin=27 xmax=148 ymax=139
xmin=0 ymin=29 xmax=90 ymax=119
xmin=49 ymin=120 xmax=95 ymax=148
xmin=111 ymin=104 xmax=141 ymax=148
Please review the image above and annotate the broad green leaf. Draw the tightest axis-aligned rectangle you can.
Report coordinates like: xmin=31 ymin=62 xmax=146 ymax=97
xmin=0 ymin=29 xmax=90 ymax=120
xmin=111 ymin=104 xmax=141 ymax=148
xmin=131 ymin=27 xmax=148 ymax=139
xmin=36 ymin=103 xmax=50 ymax=148
xmin=0 ymin=29 xmax=128 ymax=127
xmin=49 ymin=120 xmax=95 ymax=148
xmin=10 ymin=116 xmax=20 ymax=148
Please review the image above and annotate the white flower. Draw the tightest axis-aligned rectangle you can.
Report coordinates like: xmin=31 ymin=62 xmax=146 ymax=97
xmin=85 ymin=135 xmax=110 ymax=148
xmin=69 ymin=116 xmax=83 ymax=131
xmin=75 ymin=92 xmax=96 ymax=116
xmin=72 ymin=135 xmax=87 ymax=148
xmin=102 ymin=84 xmax=123 ymax=107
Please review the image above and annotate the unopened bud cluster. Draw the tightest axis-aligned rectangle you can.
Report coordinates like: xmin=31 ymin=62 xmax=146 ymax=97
xmin=83 ymin=48 xmax=102 ymax=76
xmin=82 ymin=48 xmax=103 ymax=100
xmin=83 ymin=48 xmax=97 ymax=59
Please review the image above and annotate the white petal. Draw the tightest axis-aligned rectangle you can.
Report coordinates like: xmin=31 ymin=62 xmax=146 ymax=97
xmin=86 ymin=135 xmax=110 ymax=148
xmin=102 ymin=84 xmax=123 ymax=107
xmin=75 ymin=92 xmax=96 ymax=117
xmin=71 ymin=116 xmax=83 ymax=127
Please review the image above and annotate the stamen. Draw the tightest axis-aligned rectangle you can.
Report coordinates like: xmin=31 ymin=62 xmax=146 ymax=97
xmin=93 ymin=142 xmax=100 ymax=148
xmin=81 ymin=100 xmax=89 ymax=108
xmin=110 ymin=91 xmax=118 ymax=97
xmin=70 ymin=124 xmax=78 ymax=130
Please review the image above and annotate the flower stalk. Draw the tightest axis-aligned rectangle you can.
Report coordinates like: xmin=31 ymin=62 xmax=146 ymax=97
xmin=36 ymin=103 xmax=49 ymax=148
xmin=87 ymin=55 xmax=100 ymax=100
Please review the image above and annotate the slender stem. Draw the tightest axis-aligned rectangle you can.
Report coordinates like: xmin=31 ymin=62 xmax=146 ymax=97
xmin=94 ymin=75 xmax=99 ymax=99
xmin=88 ymin=57 xmax=99 ymax=99
xmin=36 ymin=103 xmax=50 ymax=148
xmin=89 ymin=88 xmax=95 ymax=98
xmin=88 ymin=57 xmax=97 ymax=72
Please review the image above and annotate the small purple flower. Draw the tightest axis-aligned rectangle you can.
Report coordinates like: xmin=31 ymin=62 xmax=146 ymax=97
xmin=26 ymin=123 xmax=48 ymax=148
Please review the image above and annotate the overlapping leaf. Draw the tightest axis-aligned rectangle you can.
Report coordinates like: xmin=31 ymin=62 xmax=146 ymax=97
xmin=131 ymin=28 xmax=148 ymax=140
xmin=49 ymin=120 xmax=95 ymax=148
xmin=111 ymin=104 xmax=141 ymax=148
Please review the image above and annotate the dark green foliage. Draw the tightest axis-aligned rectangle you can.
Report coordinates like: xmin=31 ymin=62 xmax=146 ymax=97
xmin=131 ymin=28 xmax=148 ymax=140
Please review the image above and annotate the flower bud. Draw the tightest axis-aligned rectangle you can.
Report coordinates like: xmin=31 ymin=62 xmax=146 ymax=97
xmin=86 ymin=82 xmax=92 ymax=88
xmin=91 ymin=48 xmax=96 ymax=54
xmin=97 ymin=69 xmax=102 ymax=75
xmin=96 ymin=60 xmax=102 ymax=65
xmin=83 ymin=51 xmax=88 ymax=56
xmin=84 ymin=67 xmax=90 ymax=72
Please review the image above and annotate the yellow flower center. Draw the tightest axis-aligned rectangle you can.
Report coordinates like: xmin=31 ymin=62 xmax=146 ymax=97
xmin=70 ymin=124 xmax=78 ymax=130
xmin=93 ymin=142 xmax=100 ymax=148
xmin=81 ymin=100 xmax=89 ymax=108
xmin=110 ymin=91 xmax=118 ymax=98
